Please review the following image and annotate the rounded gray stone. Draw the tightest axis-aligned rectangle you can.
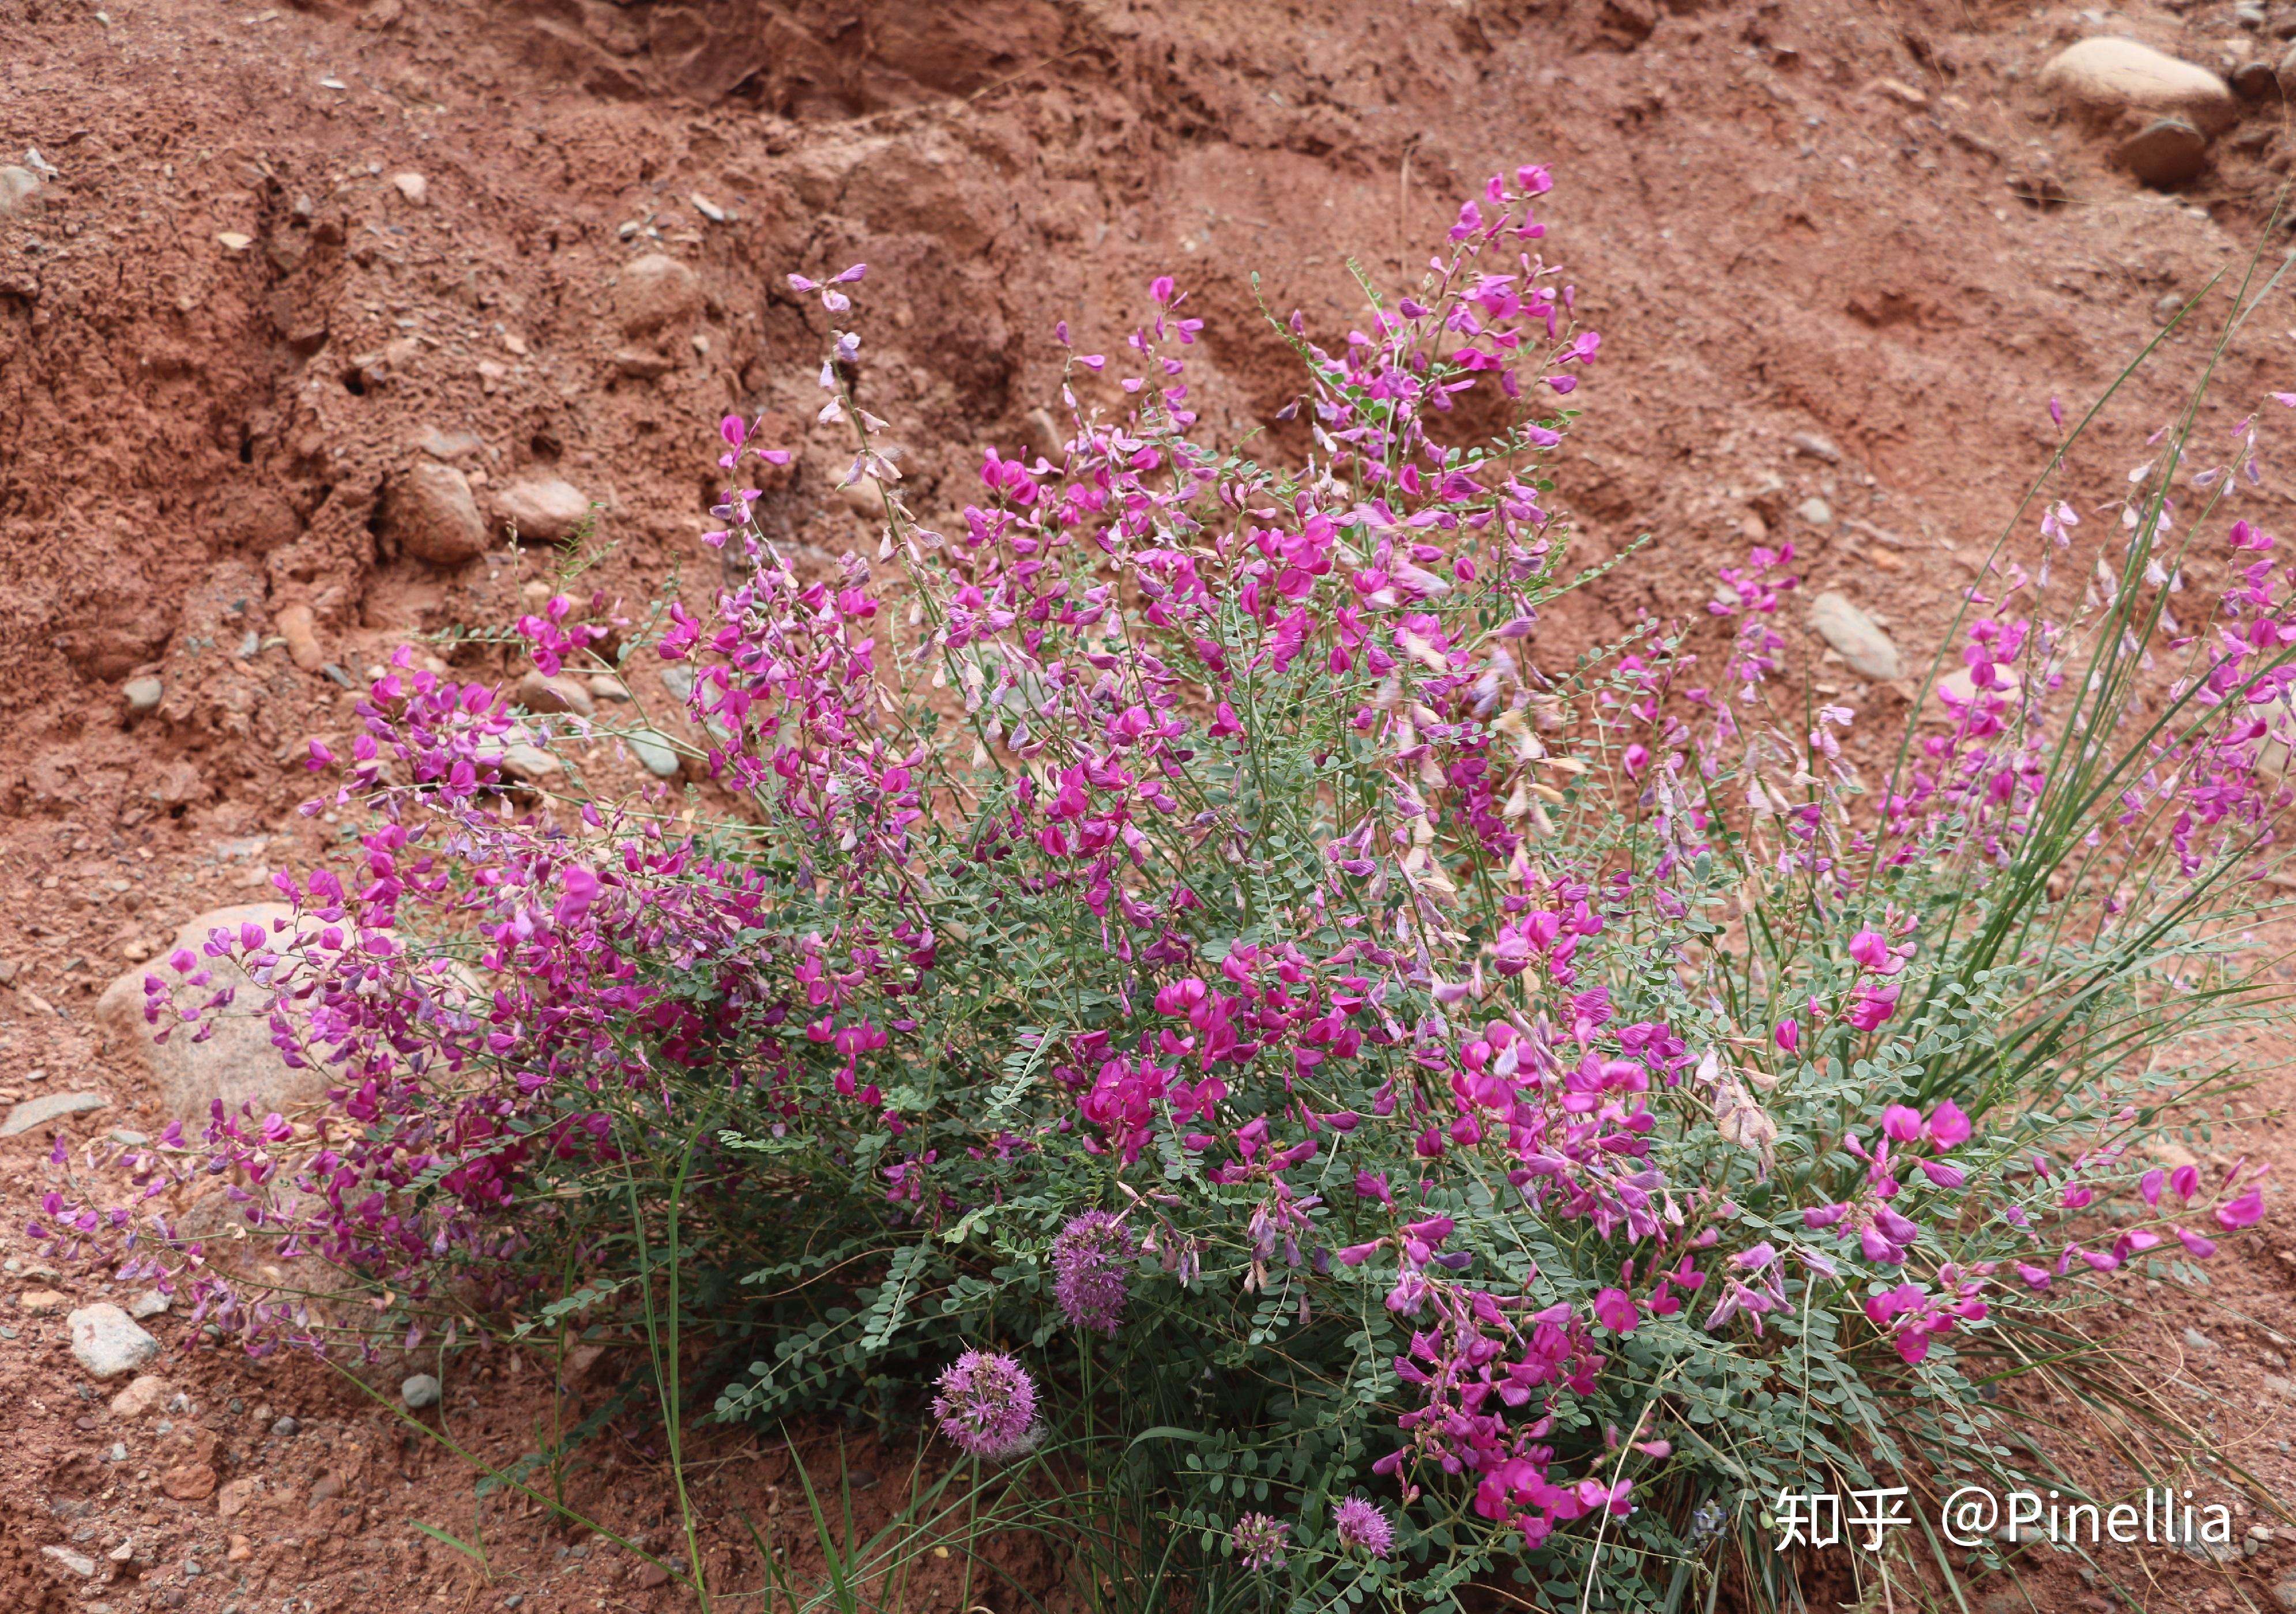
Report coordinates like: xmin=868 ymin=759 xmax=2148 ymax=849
xmin=400 ymin=1372 xmax=442 ymax=1409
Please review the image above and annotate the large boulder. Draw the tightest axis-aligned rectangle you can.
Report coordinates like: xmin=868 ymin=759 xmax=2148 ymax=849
xmin=2039 ymin=39 xmax=2235 ymax=135
xmin=380 ymin=461 xmax=490 ymax=565
xmin=93 ymin=904 xmax=333 ymax=1123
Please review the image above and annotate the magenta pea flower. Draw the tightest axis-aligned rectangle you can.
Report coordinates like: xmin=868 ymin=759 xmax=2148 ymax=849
xmin=1591 ymin=1287 xmax=1640 ymax=1334
xmin=2140 ymin=1168 xmax=2165 ymax=1207
xmin=1774 ymin=1017 xmax=1800 ymax=1053
xmin=1880 ymin=1104 xmax=1922 ymax=1144
xmin=2216 ymin=1189 xmax=2265 ymax=1231
xmin=2175 ymin=1227 xmax=2219 ymax=1258
xmin=1847 ymin=985 xmax=1899 ymax=1031
xmin=1848 ymin=929 xmax=1889 ymax=971
xmin=2170 ymin=1165 xmax=2200 ymax=1201
xmin=1925 ymin=1100 xmax=1972 ymax=1150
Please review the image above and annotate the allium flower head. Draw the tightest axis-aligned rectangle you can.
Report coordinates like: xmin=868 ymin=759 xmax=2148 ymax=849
xmin=1052 ymin=1208 xmax=1134 ymax=1336
xmin=1332 ymin=1496 xmax=1392 ymax=1558
xmin=931 ymin=1351 xmax=1040 ymax=1459
xmin=1230 ymin=1511 xmax=1289 ymax=1570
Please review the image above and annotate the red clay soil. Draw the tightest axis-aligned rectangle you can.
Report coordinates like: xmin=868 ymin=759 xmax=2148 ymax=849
xmin=2 ymin=0 xmax=2296 ymax=1609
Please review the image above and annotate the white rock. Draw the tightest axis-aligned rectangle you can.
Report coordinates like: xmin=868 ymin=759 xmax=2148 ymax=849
xmin=127 ymin=1289 xmax=170 ymax=1320
xmin=93 ymin=904 xmax=336 ymax=1122
xmin=0 ymin=165 xmax=43 ymax=217
xmin=68 ymin=1303 xmax=160 ymax=1379
xmin=1796 ymin=497 xmax=1833 ymax=527
xmin=2039 ymin=39 xmax=2235 ymax=135
xmin=390 ymin=171 xmax=428 ymax=206
xmin=494 ymin=477 xmax=591 ymax=544
xmin=124 ymin=675 xmax=164 ymax=714
xmin=1788 ymin=431 xmax=1840 ymax=463
xmin=40 ymin=1545 xmax=96 ymax=1577
xmin=1806 ymin=592 xmax=1902 ymax=680
xmin=0 ymin=1091 xmax=108 ymax=1137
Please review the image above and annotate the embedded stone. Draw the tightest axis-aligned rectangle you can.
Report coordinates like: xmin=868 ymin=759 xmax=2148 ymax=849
xmin=67 ymin=1303 xmax=160 ymax=1379
xmin=1806 ymin=592 xmax=1902 ymax=680
xmin=93 ymin=904 xmax=335 ymax=1121
xmin=2118 ymin=117 xmax=2210 ymax=186
xmin=494 ymin=477 xmax=590 ymax=544
xmin=613 ymin=253 xmax=702 ymax=337
xmin=401 ymin=1373 xmax=442 ymax=1409
xmin=0 ymin=1091 xmax=108 ymax=1136
xmin=381 ymin=461 xmax=490 ymax=566
xmin=2041 ymin=38 xmax=2235 ymax=134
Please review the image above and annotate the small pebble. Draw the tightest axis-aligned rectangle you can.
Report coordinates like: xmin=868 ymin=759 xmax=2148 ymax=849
xmin=270 ymin=1416 xmax=299 ymax=1436
xmin=400 ymin=1373 xmax=441 ymax=1410
xmin=2184 ymin=1326 xmax=2217 ymax=1352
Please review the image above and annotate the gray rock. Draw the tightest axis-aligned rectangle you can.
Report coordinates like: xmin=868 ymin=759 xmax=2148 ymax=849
xmin=2184 ymin=1326 xmax=2218 ymax=1351
xmin=271 ymin=1415 xmax=300 ymax=1436
xmin=0 ymin=1091 xmax=108 ymax=1137
xmin=127 ymin=1289 xmax=169 ymax=1321
xmin=2118 ymin=118 xmax=2210 ymax=187
xmin=123 ymin=676 xmax=164 ymax=715
xmin=40 ymin=1545 xmax=96 ymax=1577
xmin=67 ymin=1304 xmax=160 ymax=1379
xmin=0 ymin=166 xmax=42 ymax=218
xmin=499 ymin=744 xmax=561 ymax=784
xmin=381 ymin=462 xmax=490 ymax=567
xmin=104 ymin=1442 xmax=127 ymax=1464
xmin=1806 ymin=593 xmax=1902 ymax=680
xmin=628 ymin=730 xmax=682 ymax=779
xmin=93 ymin=905 xmax=334 ymax=1123
xmin=1796 ymin=496 xmax=1833 ymax=527
xmin=108 ymin=1129 xmax=150 ymax=1147
xmin=2263 ymin=1374 xmax=2296 ymax=1400
xmin=2274 ymin=1575 xmax=2296 ymax=1612
xmin=401 ymin=1373 xmax=442 ymax=1410
xmin=494 ymin=477 xmax=590 ymax=544
xmin=515 ymin=670 xmax=595 ymax=718
xmin=2155 ymin=289 xmax=2189 ymax=325
xmin=1788 ymin=431 xmax=1840 ymax=464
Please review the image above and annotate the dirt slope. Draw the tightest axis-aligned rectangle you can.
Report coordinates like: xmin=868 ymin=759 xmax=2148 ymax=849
xmin=3 ymin=0 xmax=2296 ymax=1609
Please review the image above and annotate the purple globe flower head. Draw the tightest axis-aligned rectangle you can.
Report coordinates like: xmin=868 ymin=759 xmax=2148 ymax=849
xmin=1052 ymin=1208 xmax=1135 ymax=1336
xmin=931 ymin=1350 xmax=1040 ymax=1460
xmin=1332 ymin=1495 xmax=1393 ymax=1558
xmin=1230 ymin=1511 xmax=1290 ymax=1571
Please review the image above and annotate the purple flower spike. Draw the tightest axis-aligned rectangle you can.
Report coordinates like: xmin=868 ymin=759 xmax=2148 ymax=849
xmin=931 ymin=1351 xmax=1040 ymax=1460
xmin=1052 ymin=1209 xmax=1134 ymax=1336
xmin=1333 ymin=1496 xmax=1393 ymax=1558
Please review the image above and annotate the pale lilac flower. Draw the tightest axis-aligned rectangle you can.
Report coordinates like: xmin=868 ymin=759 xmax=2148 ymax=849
xmin=931 ymin=1351 xmax=1040 ymax=1459
xmin=1231 ymin=1511 xmax=1289 ymax=1570
xmin=1332 ymin=1496 xmax=1392 ymax=1557
xmin=1052 ymin=1209 xmax=1134 ymax=1336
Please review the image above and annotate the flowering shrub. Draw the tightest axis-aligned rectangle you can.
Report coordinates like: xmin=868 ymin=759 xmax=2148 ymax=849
xmin=41 ymin=169 xmax=2290 ymax=1609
